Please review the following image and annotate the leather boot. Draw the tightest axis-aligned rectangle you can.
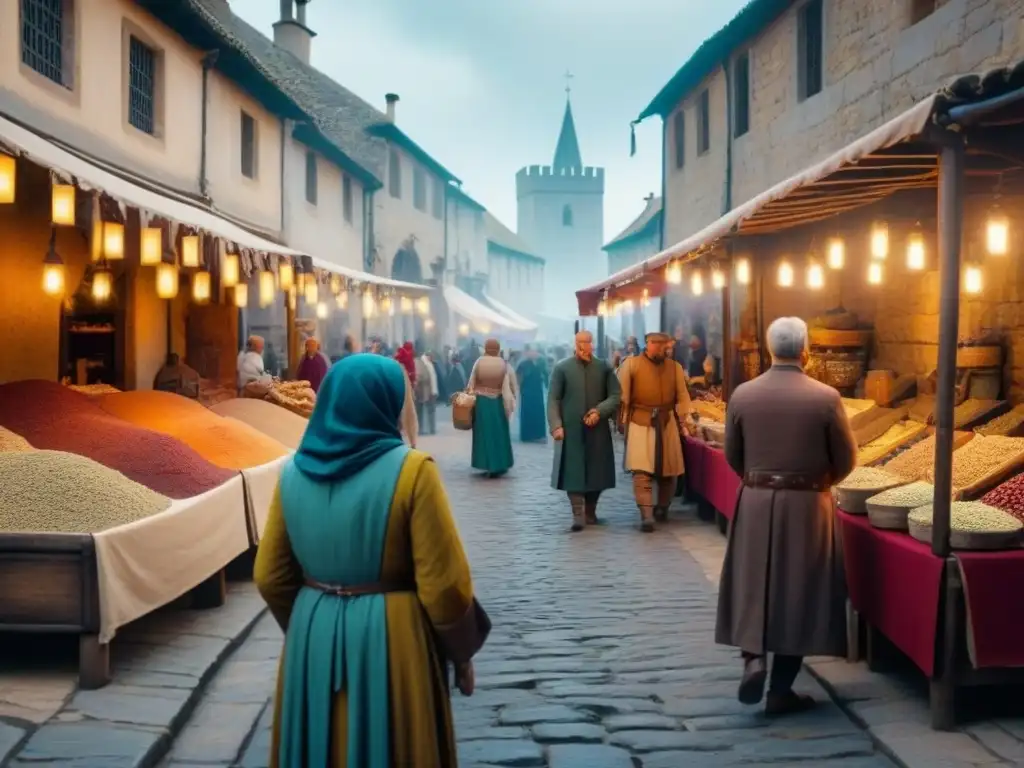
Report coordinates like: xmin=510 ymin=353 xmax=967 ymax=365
xmin=653 ymin=507 xmax=668 ymax=523
xmin=585 ymin=499 xmax=599 ymax=525
xmin=639 ymin=507 xmax=655 ymax=533
xmin=569 ymin=494 xmax=585 ymax=532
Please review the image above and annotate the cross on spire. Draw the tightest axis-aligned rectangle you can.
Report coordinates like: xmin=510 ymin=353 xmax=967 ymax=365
xmin=564 ymin=70 xmax=574 ymax=98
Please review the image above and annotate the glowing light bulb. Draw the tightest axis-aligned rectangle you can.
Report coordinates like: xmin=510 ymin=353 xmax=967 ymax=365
xmin=690 ymin=270 xmax=704 ymax=295
xmin=867 ymin=261 xmax=883 ymax=285
xmin=987 ymin=212 xmax=1009 ymax=256
xmin=665 ymin=261 xmax=682 ymax=284
xmin=140 ymin=227 xmax=162 ymax=265
xmin=259 ymin=270 xmax=276 ymax=307
xmin=316 ymin=301 xmax=329 ymax=319
xmin=807 ymin=262 xmax=824 ymax=289
xmin=777 ymin=260 xmax=794 ymax=287
xmin=42 ymin=261 xmax=64 ymax=296
xmin=826 ymin=237 xmax=845 ymax=269
xmin=906 ymin=232 xmax=926 ymax=270
xmin=92 ymin=268 xmax=112 ymax=302
xmin=233 ymin=282 xmax=248 ymax=308
xmin=51 ymin=184 xmax=75 ymax=226
xmin=156 ymin=263 xmax=179 ymax=299
xmin=278 ymin=261 xmax=294 ymax=291
xmin=735 ymin=258 xmax=751 ymax=285
xmin=870 ymin=221 xmax=889 ymax=260
xmin=221 ymin=253 xmax=239 ymax=287
xmin=964 ymin=265 xmax=983 ymax=294
xmin=192 ymin=270 xmax=211 ymax=303
xmin=337 ymin=291 xmax=349 ymax=309
xmin=711 ymin=269 xmax=725 ymax=290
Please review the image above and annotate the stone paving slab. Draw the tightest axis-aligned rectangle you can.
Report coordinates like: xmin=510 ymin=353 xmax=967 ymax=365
xmin=1 ymin=582 xmax=266 ymax=767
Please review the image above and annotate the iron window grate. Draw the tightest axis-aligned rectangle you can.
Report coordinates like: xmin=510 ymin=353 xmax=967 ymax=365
xmin=128 ymin=36 xmax=156 ymax=134
xmin=21 ymin=0 xmax=66 ymax=86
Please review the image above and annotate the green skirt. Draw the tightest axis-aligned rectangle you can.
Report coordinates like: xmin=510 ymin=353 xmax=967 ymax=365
xmin=471 ymin=395 xmax=514 ymax=474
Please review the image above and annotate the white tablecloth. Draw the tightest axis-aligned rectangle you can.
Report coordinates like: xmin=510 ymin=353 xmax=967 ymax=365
xmin=241 ymin=455 xmax=290 ymax=543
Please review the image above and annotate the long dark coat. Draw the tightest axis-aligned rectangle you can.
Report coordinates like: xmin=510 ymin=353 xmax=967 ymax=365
xmin=715 ymin=364 xmax=857 ymax=658
xmin=548 ymin=356 xmax=621 ymax=493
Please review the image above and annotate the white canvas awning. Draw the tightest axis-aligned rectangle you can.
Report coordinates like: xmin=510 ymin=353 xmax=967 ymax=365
xmin=308 ymin=257 xmax=430 ymax=294
xmin=481 ymin=291 xmax=538 ymax=331
xmin=443 ymin=285 xmax=534 ymax=332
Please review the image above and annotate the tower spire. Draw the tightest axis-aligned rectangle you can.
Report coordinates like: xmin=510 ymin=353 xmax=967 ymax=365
xmin=553 ymin=72 xmax=582 ymax=172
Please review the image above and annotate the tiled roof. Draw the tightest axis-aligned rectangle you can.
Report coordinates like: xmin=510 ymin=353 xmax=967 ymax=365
xmin=485 ymin=213 xmax=544 ymax=264
xmin=183 ymin=0 xmax=392 ymax=183
xmin=604 ymin=197 xmax=662 ymax=250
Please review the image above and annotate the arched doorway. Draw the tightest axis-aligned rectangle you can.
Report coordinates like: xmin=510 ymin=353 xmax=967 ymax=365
xmin=391 ymin=246 xmax=423 ymax=343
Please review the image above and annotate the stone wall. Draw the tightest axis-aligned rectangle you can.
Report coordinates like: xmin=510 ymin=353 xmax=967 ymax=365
xmin=662 ymin=0 xmax=1024 ymax=250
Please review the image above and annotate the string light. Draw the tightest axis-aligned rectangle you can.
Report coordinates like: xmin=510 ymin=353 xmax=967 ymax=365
xmin=711 ymin=268 xmax=725 ymax=290
xmin=777 ymin=260 xmax=794 ymax=288
xmin=870 ymin=221 xmax=889 ymax=260
xmin=330 ymin=274 xmax=342 ymax=294
xmin=336 ymin=290 xmax=349 ymax=309
xmin=826 ymin=237 xmax=845 ymax=269
xmin=906 ymin=230 xmax=926 ymax=271
xmin=735 ymin=257 xmax=751 ymax=285
xmin=867 ymin=261 xmax=883 ymax=285
xmin=964 ymin=264 xmax=983 ymax=294
xmin=304 ymin=277 xmax=318 ymax=305
xmin=986 ymin=207 xmax=1009 ymax=256
xmin=806 ymin=262 xmax=824 ymax=290
xmin=416 ymin=296 xmax=430 ymax=315
xmin=362 ymin=289 xmax=376 ymax=317
xmin=690 ymin=270 xmax=704 ymax=295
xmin=400 ymin=296 xmax=414 ymax=314
xmin=665 ymin=261 xmax=682 ymax=284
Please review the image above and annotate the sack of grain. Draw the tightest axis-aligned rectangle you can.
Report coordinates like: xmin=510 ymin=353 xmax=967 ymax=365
xmin=451 ymin=391 xmax=476 ymax=431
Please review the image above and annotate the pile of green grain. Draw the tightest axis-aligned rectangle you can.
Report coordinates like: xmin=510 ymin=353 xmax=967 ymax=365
xmin=0 ymin=426 xmax=32 ymax=453
xmin=0 ymin=451 xmax=173 ymax=534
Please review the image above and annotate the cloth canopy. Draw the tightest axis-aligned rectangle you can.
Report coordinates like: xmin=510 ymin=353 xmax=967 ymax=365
xmin=443 ymin=285 xmax=534 ymax=333
xmin=481 ymin=291 xmax=538 ymax=331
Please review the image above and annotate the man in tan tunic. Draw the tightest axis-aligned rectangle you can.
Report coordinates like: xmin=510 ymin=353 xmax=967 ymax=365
xmin=618 ymin=331 xmax=694 ymax=532
xmin=715 ymin=317 xmax=856 ymax=717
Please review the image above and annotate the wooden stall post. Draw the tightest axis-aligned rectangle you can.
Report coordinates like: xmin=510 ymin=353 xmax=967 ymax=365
xmin=929 ymin=134 xmax=966 ymax=731
xmin=597 ymin=315 xmax=606 ymax=359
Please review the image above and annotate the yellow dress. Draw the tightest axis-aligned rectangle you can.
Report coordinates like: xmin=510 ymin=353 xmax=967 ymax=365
xmin=254 ymin=450 xmax=478 ymax=767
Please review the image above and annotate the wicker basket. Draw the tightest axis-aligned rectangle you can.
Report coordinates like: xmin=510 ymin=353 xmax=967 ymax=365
xmin=451 ymin=392 xmax=476 ymax=431
xmin=824 ymin=358 xmax=865 ymax=389
xmin=956 ymin=345 xmax=1001 ymax=369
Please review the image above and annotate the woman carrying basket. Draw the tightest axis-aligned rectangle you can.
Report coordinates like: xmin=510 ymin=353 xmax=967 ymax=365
xmin=466 ymin=338 xmax=516 ymax=477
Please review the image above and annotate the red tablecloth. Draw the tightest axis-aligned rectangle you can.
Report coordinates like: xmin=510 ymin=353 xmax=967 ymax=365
xmin=704 ymin=446 xmax=740 ymax=521
xmin=956 ymin=550 xmax=1024 ymax=668
xmin=682 ymin=436 xmax=707 ymax=497
xmin=837 ymin=510 xmax=944 ymax=675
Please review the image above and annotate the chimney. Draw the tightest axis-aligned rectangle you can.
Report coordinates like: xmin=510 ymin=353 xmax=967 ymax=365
xmin=385 ymin=93 xmax=399 ymax=123
xmin=273 ymin=0 xmax=316 ymax=65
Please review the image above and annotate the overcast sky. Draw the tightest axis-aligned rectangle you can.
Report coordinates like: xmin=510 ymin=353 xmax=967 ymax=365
xmin=234 ymin=0 xmax=747 ymax=243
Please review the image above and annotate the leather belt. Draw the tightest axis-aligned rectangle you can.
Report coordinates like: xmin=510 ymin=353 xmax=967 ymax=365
xmin=743 ymin=472 xmax=830 ymax=492
xmin=303 ymin=577 xmax=414 ymax=598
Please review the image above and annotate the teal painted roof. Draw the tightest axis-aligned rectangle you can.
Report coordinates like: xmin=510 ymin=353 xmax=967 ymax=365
xmin=553 ymin=99 xmax=583 ymax=171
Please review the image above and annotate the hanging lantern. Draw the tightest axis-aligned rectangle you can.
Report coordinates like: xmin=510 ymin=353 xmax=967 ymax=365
xmin=92 ymin=267 xmax=112 ymax=302
xmin=690 ymin=270 xmax=704 ymax=295
xmin=192 ymin=270 xmax=211 ymax=303
xmin=641 ymin=288 xmax=651 ymax=306
xmin=806 ymin=262 xmax=824 ymax=290
xmin=103 ymin=221 xmax=125 ymax=260
xmin=0 ymin=153 xmax=15 ymax=204
xmin=140 ymin=227 xmax=162 ymax=266
xmin=867 ymin=261 xmax=883 ymax=285
xmin=337 ymin=290 xmax=349 ymax=310
xmin=870 ymin=221 xmax=889 ymax=260
xmin=826 ymin=237 xmax=845 ymax=270
xmin=259 ymin=270 xmax=276 ymax=307
xmin=478 ymin=322 xmax=491 ymax=334
xmin=325 ymin=274 xmax=340 ymax=295
xmin=777 ymin=260 xmax=794 ymax=288
xmin=233 ymin=282 xmax=248 ymax=308
xmin=735 ymin=257 xmax=751 ymax=285
xmin=41 ymin=232 xmax=65 ymax=297
xmin=51 ymin=184 xmax=75 ymax=226
xmin=381 ymin=295 xmax=393 ymax=314
xmin=597 ymin=299 xmax=608 ymax=316
xmin=458 ymin=322 xmax=470 ymax=336
xmin=180 ymin=234 xmax=200 ymax=268
xmin=156 ymin=262 xmax=179 ymax=299
xmin=399 ymin=296 xmax=413 ymax=314
xmin=986 ymin=207 xmax=1009 ymax=256
xmin=362 ymin=289 xmax=376 ymax=317
xmin=964 ymin=264 xmax=983 ymax=294
xmin=906 ymin=230 xmax=926 ymax=271
xmin=316 ymin=301 xmax=329 ymax=319
xmin=424 ymin=318 xmax=435 ymax=330
xmin=278 ymin=260 xmax=295 ymax=291
xmin=90 ymin=216 xmax=103 ymax=262
xmin=665 ymin=261 xmax=682 ymax=284
xmin=621 ymin=299 xmax=634 ymax=313
xmin=221 ymin=252 xmax=240 ymax=287
xmin=416 ymin=296 xmax=430 ymax=315
xmin=304 ymin=275 xmax=319 ymax=305
xmin=288 ymin=286 xmax=297 ymax=310
xmin=711 ymin=268 xmax=725 ymax=290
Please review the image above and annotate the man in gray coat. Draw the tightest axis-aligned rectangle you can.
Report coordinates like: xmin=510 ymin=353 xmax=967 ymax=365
xmin=549 ymin=331 xmax=621 ymax=532
xmin=715 ymin=317 xmax=857 ymax=717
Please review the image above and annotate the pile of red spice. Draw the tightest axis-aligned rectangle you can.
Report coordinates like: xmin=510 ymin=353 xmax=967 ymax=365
xmin=0 ymin=381 xmax=236 ymax=499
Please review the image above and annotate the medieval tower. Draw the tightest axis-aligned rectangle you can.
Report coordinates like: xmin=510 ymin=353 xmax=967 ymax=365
xmin=516 ymin=91 xmax=605 ymax=319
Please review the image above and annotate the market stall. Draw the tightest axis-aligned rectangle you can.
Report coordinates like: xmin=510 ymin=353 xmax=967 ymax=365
xmin=575 ymin=60 xmax=1024 ymax=728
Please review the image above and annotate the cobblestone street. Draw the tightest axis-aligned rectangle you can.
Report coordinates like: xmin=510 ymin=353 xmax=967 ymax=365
xmin=158 ymin=419 xmax=894 ymax=768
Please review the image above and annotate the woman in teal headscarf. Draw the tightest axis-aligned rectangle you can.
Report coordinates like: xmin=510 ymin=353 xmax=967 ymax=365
xmin=254 ymin=354 xmax=490 ymax=767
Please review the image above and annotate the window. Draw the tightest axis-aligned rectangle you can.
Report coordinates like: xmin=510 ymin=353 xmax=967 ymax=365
xmin=21 ymin=0 xmax=72 ymax=88
xmin=697 ymin=89 xmax=711 ymax=155
xmin=128 ymin=36 xmax=157 ymax=134
xmin=797 ymin=0 xmax=824 ymax=101
xmin=240 ymin=111 xmax=257 ymax=179
xmin=562 ymin=204 xmax=573 ymax=227
xmin=673 ymin=111 xmax=685 ymax=169
xmin=431 ymin=179 xmax=443 ymax=219
xmin=733 ymin=52 xmax=750 ymax=138
xmin=305 ymin=151 xmax=317 ymax=205
xmin=910 ymin=0 xmax=936 ymax=24
xmin=388 ymin=149 xmax=401 ymax=198
xmin=413 ymin=167 xmax=426 ymax=212
xmin=342 ymin=174 xmax=353 ymax=224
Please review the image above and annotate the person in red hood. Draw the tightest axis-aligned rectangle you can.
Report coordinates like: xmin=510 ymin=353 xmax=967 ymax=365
xmin=395 ymin=341 xmax=417 ymax=387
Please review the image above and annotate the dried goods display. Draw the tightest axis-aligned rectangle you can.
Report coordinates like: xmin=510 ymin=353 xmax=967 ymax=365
xmin=981 ymin=473 xmax=1024 ymax=523
xmin=693 ymin=386 xmax=723 ymax=402
xmin=199 ymin=379 xmax=238 ymax=408
xmin=953 ymin=399 xmax=1006 ymax=429
xmin=926 ymin=435 xmax=1024 ymax=497
xmin=701 ymin=421 xmax=725 ymax=446
xmin=882 ymin=432 xmax=974 ymax=482
xmin=0 ymin=380 xmax=235 ymax=499
xmin=853 ymin=407 xmax=908 ymax=447
xmin=857 ymin=421 xmax=928 ymax=466
xmin=97 ymin=391 xmax=289 ymax=470
xmin=210 ymin=398 xmax=308 ymax=451
xmin=865 ymin=481 xmax=936 ymax=531
xmin=975 ymin=404 xmax=1024 ymax=437
xmin=907 ymin=395 xmax=935 ymax=424
xmin=66 ymin=383 xmax=122 ymax=396
xmin=693 ymin=400 xmax=726 ymax=423
xmin=842 ymin=398 xmax=879 ymax=431
xmin=0 ymin=426 xmax=33 ymax=453
xmin=908 ymin=501 xmax=1023 ymax=550
xmin=266 ymin=380 xmax=316 ymax=418
xmin=835 ymin=467 xmax=906 ymax=514
xmin=0 ymin=450 xmax=173 ymax=534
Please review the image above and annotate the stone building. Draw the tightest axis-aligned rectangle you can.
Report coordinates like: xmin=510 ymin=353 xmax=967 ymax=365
xmin=603 ymin=194 xmax=663 ymax=341
xmin=517 ymin=96 xmax=605 ymax=319
xmin=634 ymin=0 xmax=1024 ymax=383
xmin=485 ymin=212 xmax=545 ymax=322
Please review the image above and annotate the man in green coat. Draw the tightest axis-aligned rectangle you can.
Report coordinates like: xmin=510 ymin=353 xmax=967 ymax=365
xmin=548 ymin=330 xmax=622 ymax=531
